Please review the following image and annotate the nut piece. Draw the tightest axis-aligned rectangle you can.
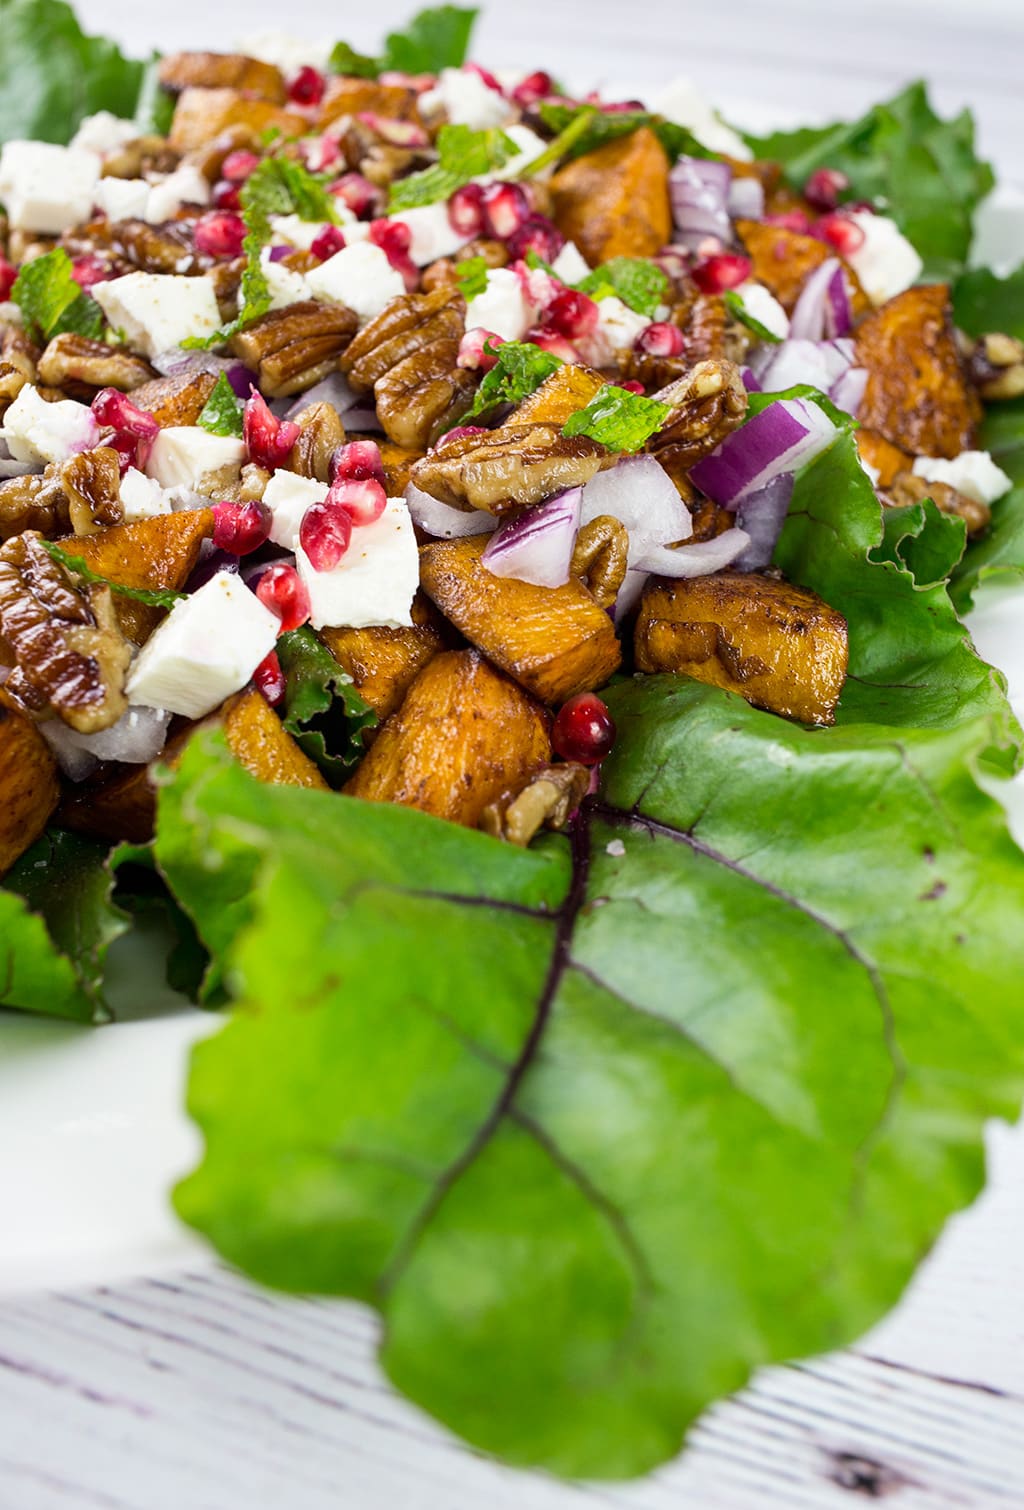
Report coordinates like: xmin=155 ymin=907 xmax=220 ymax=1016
xmin=480 ymin=762 xmax=590 ymax=846
xmin=37 ymin=333 xmax=155 ymax=392
xmin=570 ymin=514 xmax=629 ymax=609
xmin=158 ymin=51 xmax=286 ymax=102
xmin=129 ymin=369 xmax=216 ymax=428
xmin=237 ymin=462 xmax=272 ymax=502
xmin=230 ymin=301 xmax=359 ymax=398
xmin=0 ymin=467 xmax=71 ymax=543
xmin=287 ymin=401 xmax=346 ymax=482
xmin=341 ymin=285 xmax=465 ymax=393
xmin=106 ymin=218 xmax=202 ymax=275
xmin=967 ymin=332 xmax=1024 ymax=402
xmin=411 ymin=423 xmax=610 ymax=515
xmin=0 ymin=333 xmax=37 ymax=417
xmin=649 ymin=359 xmax=749 ymax=470
xmin=886 ymin=469 xmax=991 ymax=537
xmin=0 ymin=532 xmax=130 ymax=733
xmin=60 ymin=446 xmax=125 ymax=535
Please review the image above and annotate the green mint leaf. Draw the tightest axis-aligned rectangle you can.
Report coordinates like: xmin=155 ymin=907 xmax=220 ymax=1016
xmin=723 ymin=287 xmax=783 ymax=344
xmin=388 ymin=123 xmax=518 ymax=212
xmin=197 ymin=372 xmax=244 ymax=438
xmin=328 ymin=40 xmax=381 ymax=79
xmin=40 ymin=540 xmax=186 ymax=609
xmin=133 ymin=51 xmax=175 ymax=136
xmin=454 ymin=255 xmax=488 ymax=301
xmin=562 ymin=386 xmax=670 ymax=453
xmin=277 ymin=626 xmax=377 ymax=785
xmin=382 ymin=6 xmax=478 ymax=73
xmin=524 ymin=249 xmax=557 ymax=277
xmin=538 ymin=101 xmax=710 ymax=165
xmin=745 ymin=384 xmax=855 ymax=430
xmin=576 ymin=256 xmax=670 ymax=318
xmin=11 ymin=247 xmax=104 ymax=343
xmin=461 ymin=339 xmax=563 ymax=422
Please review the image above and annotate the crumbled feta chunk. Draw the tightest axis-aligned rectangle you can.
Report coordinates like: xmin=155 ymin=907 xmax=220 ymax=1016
xmin=912 ymin=450 xmax=1013 ymax=506
xmin=2 ymin=385 xmax=99 ymax=466
xmin=145 ymin=163 xmax=211 ymax=224
xmin=296 ymin=497 xmax=418 ymax=630
xmin=595 ymin=295 xmax=651 ymax=350
xmin=239 ymin=30 xmax=333 ymax=74
xmin=119 ymin=467 xmax=174 ymax=521
xmin=263 ymin=469 xmax=328 ymax=548
xmin=393 ymin=203 xmax=472 ymax=267
xmin=733 ymin=280 xmax=790 ymax=340
xmin=843 ymin=212 xmax=923 ymax=306
xmin=0 ymin=141 xmax=100 ymax=234
xmin=127 ymin=571 xmax=280 ymax=720
xmin=93 ymin=176 xmax=151 ymax=221
xmin=465 ymin=267 xmax=533 ymax=342
xmin=70 ymin=111 xmax=141 ymax=157
xmin=270 ymin=212 xmax=354 ymax=251
xmin=500 ymin=124 xmax=549 ymax=177
xmin=92 ymin=273 xmax=222 ymax=358
xmin=305 ymin=242 xmax=405 ymax=323
xmin=652 ymin=77 xmax=752 ymax=161
xmin=420 ymin=68 xmax=511 ymax=131
xmin=260 ymin=250 xmax=312 ymax=311
xmin=551 ymin=241 xmax=591 ymax=284
xmin=605 ymin=838 xmax=626 ymax=858
xmin=146 ymin=426 xmax=245 ymax=496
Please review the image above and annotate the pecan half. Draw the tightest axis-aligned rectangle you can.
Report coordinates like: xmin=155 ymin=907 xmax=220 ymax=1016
xmin=0 ymin=340 xmax=35 ymax=415
xmin=230 ymin=301 xmax=359 ymax=397
xmin=375 ymin=340 xmax=477 ymax=449
xmin=0 ymin=467 xmax=71 ymax=543
xmin=0 ymin=533 xmax=130 ymax=732
xmin=287 ymin=401 xmax=346 ymax=482
xmin=411 ymin=423 xmax=611 ymax=515
xmin=886 ymin=469 xmax=991 ymax=537
xmin=107 ymin=218 xmax=201 ymax=275
xmin=60 ymin=447 xmax=124 ymax=535
xmin=649 ymin=359 xmax=748 ymax=469
xmin=341 ymin=285 xmax=466 ymax=393
xmin=237 ymin=462 xmax=272 ymax=502
xmin=37 ymin=333 xmax=155 ymax=392
xmin=480 ymin=763 xmax=591 ymax=846
xmin=570 ymin=514 xmax=629 ymax=609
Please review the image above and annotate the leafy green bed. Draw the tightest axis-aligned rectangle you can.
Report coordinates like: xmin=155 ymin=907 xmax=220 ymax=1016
xmin=3 ymin=2 xmax=1024 ymax=1479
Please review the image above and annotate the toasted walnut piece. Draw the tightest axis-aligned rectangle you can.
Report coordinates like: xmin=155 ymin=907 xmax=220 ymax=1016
xmin=648 ymin=359 xmax=749 ymax=470
xmin=411 ymin=423 xmax=611 ymax=516
xmin=8 ymin=231 xmax=56 ymax=264
xmin=335 ymin=118 xmax=430 ymax=189
xmin=101 ymin=136 xmax=180 ymax=180
xmin=422 ymin=240 xmax=509 ymax=292
xmin=570 ymin=515 xmax=629 ymax=610
xmin=108 ymin=218 xmax=201 ymax=275
xmin=169 ymin=88 xmax=308 ymax=155
xmin=230 ymin=301 xmax=359 ymax=398
xmin=0 ymin=358 xmax=31 ymax=415
xmin=966 ymin=332 xmax=1024 ymax=401
xmin=481 ymin=762 xmax=591 ymax=846
xmin=0 ymin=693 xmax=60 ymax=876
xmin=60 ymin=447 xmax=124 ymax=535
xmin=159 ymin=51 xmax=285 ymax=101
xmin=886 ymin=469 xmax=991 ymax=537
xmin=375 ymin=338 xmax=478 ymax=450
xmin=129 ymin=369 xmax=216 ymax=428
xmin=0 ymin=467 xmax=71 ymax=542
xmin=341 ymin=285 xmax=466 ymax=392
xmin=37 ymin=333 xmax=155 ymax=392
xmin=287 ymin=402 xmax=346 ymax=483
xmin=0 ymin=532 xmax=130 ymax=733
xmin=237 ymin=463 xmax=272 ymax=502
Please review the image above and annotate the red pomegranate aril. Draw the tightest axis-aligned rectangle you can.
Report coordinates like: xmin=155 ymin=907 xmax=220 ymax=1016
xmin=512 ymin=70 xmax=553 ymax=107
xmin=435 ymin=425 xmax=488 ymax=448
xmin=329 ymin=172 xmax=382 ymax=219
xmin=256 ymin=563 xmax=311 ymax=634
xmin=357 ymin=112 xmax=429 ymax=148
xmin=70 ymin=255 xmax=107 ymax=290
xmin=243 ymin=390 xmax=302 ymax=470
xmin=465 ymin=61 xmax=504 ymax=93
xmin=91 ymin=388 xmax=159 ymax=439
xmin=546 ymin=288 xmax=599 ymax=340
xmin=635 ymin=321 xmax=685 ymax=358
xmin=525 ymin=327 xmax=579 ymax=363
xmin=310 ymin=224 xmax=346 ymax=262
xmin=804 ymin=167 xmax=850 ymax=212
xmin=253 ymin=649 xmax=287 ymax=706
xmin=288 ymin=65 xmax=326 ymax=107
xmin=211 ymin=179 xmax=241 ymax=211
xmin=194 ymin=210 xmax=246 ymax=260
xmin=816 ymin=211 xmax=866 ymax=256
xmin=692 ymin=253 xmax=751 ymax=295
xmin=763 ymin=210 xmax=811 ymax=234
xmin=618 ymin=379 xmax=646 ymax=395
xmin=447 ymin=182 xmax=485 ymax=237
xmin=369 ymin=218 xmax=412 ymax=261
xmin=481 ymin=181 xmax=530 ymax=241
xmin=507 ymin=213 xmax=565 ymax=263
xmin=327 ymin=476 xmax=387 ymax=526
xmin=212 ymin=500 xmax=272 ymax=556
xmin=0 ymin=256 xmax=16 ymax=302
xmin=457 ymin=326 xmax=505 ymax=371
xmin=330 ymin=438 xmax=387 ymax=487
xmin=221 ymin=149 xmax=260 ymax=183
xmin=302 ymin=134 xmax=342 ymax=173
xmin=552 ymin=692 xmax=616 ymax=766
xmin=300 ymin=500 xmax=353 ymax=572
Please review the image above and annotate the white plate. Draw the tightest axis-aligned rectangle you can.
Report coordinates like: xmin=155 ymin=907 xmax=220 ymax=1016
xmin=1 ymin=191 xmax=1023 ymax=1298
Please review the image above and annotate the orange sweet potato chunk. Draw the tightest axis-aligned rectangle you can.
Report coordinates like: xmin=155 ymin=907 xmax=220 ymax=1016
xmin=319 ymin=78 xmax=422 ymax=128
xmin=550 ymin=128 xmax=672 ymax=265
xmin=856 ymin=429 xmax=912 ymax=488
xmin=170 ymin=88 xmax=308 ymax=152
xmin=735 ymin=219 xmax=870 ymax=316
xmin=158 ymin=52 xmax=286 ymax=102
xmin=320 ymin=595 xmax=451 ymax=723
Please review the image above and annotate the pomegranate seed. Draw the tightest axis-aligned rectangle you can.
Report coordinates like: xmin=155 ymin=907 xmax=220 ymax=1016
xmin=512 ymin=70 xmax=553 ymax=108
xmin=525 ymin=327 xmax=579 ymax=363
xmin=256 ymin=563 xmax=311 ymax=634
xmin=507 ymin=213 xmax=565 ymax=263
xmin=253 ymin=649 xmax=287 ymax=706
xmin=357 ymin=113 xmax=429 ymax=148
xmin=546 ymin=288 xmax=599 ymax=340
xmin=106 ymin=432 xmax=138 ymax=475
xmin=327 ymin=477 xmax=387 ymax=526
xmin=301 ymin=134 xmax=342 ymax=173
xmin=243 ymin=390 xmax=301 ymax=471
xmin=378 ymin=70 xmax=435 ymax=94
xmin=211 ymin=179 xmax=241 ymax=211
xmin=602 ymin=99 xmax=646 ymax=113
xmin=194 ymin=210 xmax=246 ymax=260
xmin=221 ymin=149 xmax=260 ymax=183
xmin=91 ymin=388 xmax=159 ymax=439
xmin=435 ymin=425 xmax=488 ymax=448
xmin=480 ymin=181 xmax=530 ymax=240
xmin=816 ymin=211 xmax=866 ymax=256
xmin=70 ymin=255 xmax=107 ymax=290
xmin=447 ymin=182 xmax=485 ymax=237
xmin=299 ymin=500 xmax=353 ymax=572
xmin=369 ymin=218 xmax=412 ymax=261
xmin=329 ymin=438 xmax=387 ymax=488
xmin=763 ymin=210 xmax=812 ymax=234
xmin=212 ymin=500 xmax=272 ymax=556
xmin=804 ymin=167 xmax=850 ymax=212
xmin=618 ymin=379 xmax=646 ymax=395
xmin=465 ymin=61 xmax=504 ymax=93
xmin=457 ymin=327 xmax=505 ymax=371
xmin=288 ymin=65 xmax=326 ymax=107
xmin=635 ymin=322 xmax=685 ymax=357
xmin=310 ymin=224 xmax=346 ymax=262
xmin=552 ymin=692 xmax=616 ymax=765
xmin=328 ymin=172 xmax=382 ymax=218
xmin=691 ymin=253 xmax=751 ymax=295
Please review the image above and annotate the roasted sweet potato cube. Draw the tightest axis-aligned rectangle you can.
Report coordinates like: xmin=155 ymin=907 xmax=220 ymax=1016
xmin=855 ymin=284 xmax=982 ymax=459
xmin=320 ymin=594 xmax=451 ymax=722
xmin=57 ymin=509 xmax=213 ymax=645
xmin=508 ymin=365 xmax=607 ymax=426
xmin=635 ymin=572 xmax=848 ymax=726
xmin=129 ymin=370 xmax=217 ymax=428
xmin=0 ymin=693 xmax=60 ymax=875
xmin=550 ymin=128 xmax=671 ymax=265
xmin=375 ymin=439 xmax=425 ymax=496
xmin=735 ymin=219 xmax=869 ymax=316
xmin=419 ymin=535 xmax=622 ymax=704
xmin=319 ymin=78 xmax=421 ymax=128
xmin=57 ymin=761 xmax=164 ymax=846
xmin=345 ymin=649 xmax=551 ymax=827
xmin=170 ymin=88 xmax=308 ymax=153
xmin=159 ymin=52 xmax=286 ymax=101
xmin=856 ymin=429 xmax=912 ymax=488
xmin=220 ymin=689 xmax=329 ymax=790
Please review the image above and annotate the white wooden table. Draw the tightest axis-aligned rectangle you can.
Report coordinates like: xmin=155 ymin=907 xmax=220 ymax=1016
xmin=3 ymin=3 xmax=1024 ymax=1506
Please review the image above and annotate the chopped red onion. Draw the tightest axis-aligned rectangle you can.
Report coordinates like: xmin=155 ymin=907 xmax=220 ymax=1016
xmin=733 ymin=473 xmax=794 ymax=570
xmin=41 ymin=705 xmax=172 ymax=781
xmin=789 ymin=258 xmax=853 ymax=341
xmin=669 ymin=156 xmax=732 ymax=249
xmin=267 ymin=245 xmax=292 ymax=263
xmin=481 ymin=487 xmax=581 ymax=587
xmin=753 ymin=337 xmax=853 ymax=395
xmin=726 ymin=176 xmax=765 ymax=220
xmin=690 ymin=397 xmax=838 ymax=508
xmin=633 ymin=527 xmax=751 ymax=577
xmin=830 ymin=364 xmax=868 ymax=416
xmin=151 ymin=347 xmax=255 ymax=398
xmin=581 ymin=455 xmax=694 ymax=615
xmin=741 ymin=366 xmax=762 ymax=392
xmin=405 ymin=481 xmax=496 ymax=539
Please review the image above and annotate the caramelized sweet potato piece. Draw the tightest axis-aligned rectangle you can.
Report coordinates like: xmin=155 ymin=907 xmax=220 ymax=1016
xmin=129 ymin=370 xmax=217 ymax=428
xmin=856 ymin=429 xmax=912 ymax=488
xmin=550 ymin=128 xmax=671 ymax=264
xmin=57 ymin=760 xmax=165 ymax=846
xmin=320 ymin=594 xmax=451 ymax=722
xmin=420 ymin=535 xmax=622 ymax=704
xmin=0 ymin=693 xmax=60 ymax=874
xmin=319 ymin=78 xmax=421 ymax=128
xmin=376 ymin=439 xmax=425 ymax=495
xmin=57 ymin=509 xmax=213 ymax=645
xmin=170 ymin=89 xmax=307 ymax=153
xmin=159 ymin=52 xmax=285 ymax=101
xmin=509 ymin=364 xmax=607 ymax=426
xmin=855 ymin=285 xmax=982 ymax=459
xmin=220 ymin=689 xmax=329 ymax=790
xmin=635 ymin=572 xmax=848 ymax=726
xmin=735 ymin=220 xmax=869 ymax=316
xmin=345 ymin=649 xmax=551 ymax=826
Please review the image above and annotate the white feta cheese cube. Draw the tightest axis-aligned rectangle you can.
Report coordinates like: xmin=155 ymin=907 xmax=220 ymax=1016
xmin=260 ymin=250 xmax=311 ymax=311
xmin=305 ymin=242 xmax=405 ymax=323
xmin=93 ymin=176 xmax=151 ymax=221
xmin=119 ymin=467 xmax=173 ymax=521
xmin=464 ymin=267 xmax=533 ymax=342
xmin=146 ymin=426 xmax=245 ymax=496
xmin=92 ymin=273 xmax=222 ymax=358
xmin=551 ymin=241 xmax=591 ymax=284
xmin=296 ymin=497 xmax=418 ymax=630
xmin=500 ymin=124 xmax=549 ymax=177
xmin=2 ymin=385 xmax=99 ymax=466
xmin=269 ymin=211 xmax=354 ymax=250
xmin=844 ymin=212 xmax=923 ymax=306
xmin=263 ymin=469 xmax=328 ymax=548
xmin=652 ymin=77 xmax=752 ymax=161
xmin=596 ymin=295 xmax=651 ymax=350
xmin=0 ymin=141 xmax=100 ymax=234
xmin=70 ymin=111 xmax=141 ymax=157
xmin=145 ymin=164 xmax=211 ymax=224
xmin=912 ymin=450 xmax=1013 ymax=506
xmin=239 ymin=30 xmax=333 ymax=74
xmin=420 ymin=68 xmax=511 ymax=130
xmin=127 ymin=571 xmax=280 ymax=720
xmin=733 ymin=280 xmax=790 ymax=340
xmin=393 ymin=203 xmax=471 ymax=267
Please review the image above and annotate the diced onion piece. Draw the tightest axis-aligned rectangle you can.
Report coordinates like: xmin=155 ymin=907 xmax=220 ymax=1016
xmin=734 ymin=473 xmax=794 ymax=571
xmin=754 ymin=337 xmax=853 ymax=394
xmin=789 ymin=258 xmax=853 ymax=341
xmin=481 ymin=487 xmax=581 ymax=587
xmin=41 ymin=704 xmax=172 ymax=782
xmin=690 ymin=397 xmax=838 ymax=508
xmin=830 ymin=365 xmax=868 ymax=417
xmin=633 ymin=527 xmax=751 ymax=577
xmin=405 ymin=481 xmax=496 ymax=539
xmin=669 ymin=156 xmax=732 ymax=249
xmin=726 ymin=175 xmax=764 ymax=220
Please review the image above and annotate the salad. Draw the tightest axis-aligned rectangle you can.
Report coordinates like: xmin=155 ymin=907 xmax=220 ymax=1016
xmin=2 ymin=0 xmax=1024 ymax=1482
